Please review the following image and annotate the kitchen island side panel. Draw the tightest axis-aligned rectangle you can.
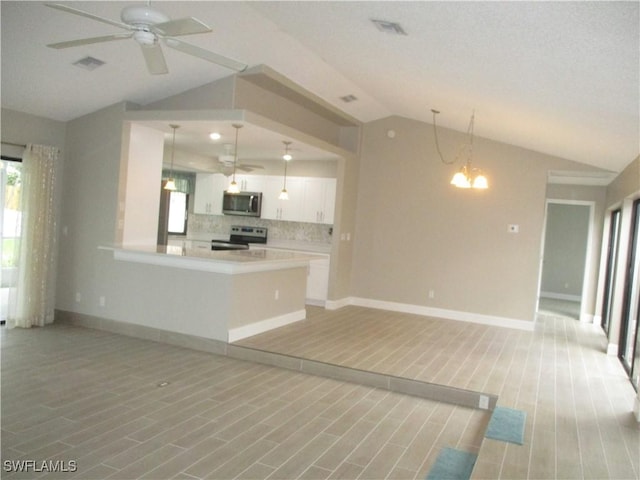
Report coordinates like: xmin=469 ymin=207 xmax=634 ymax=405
xmin=228 ymin=266 xmax=308 ymax=331
xmin=100 ymin=255 xmax=232 ymax=342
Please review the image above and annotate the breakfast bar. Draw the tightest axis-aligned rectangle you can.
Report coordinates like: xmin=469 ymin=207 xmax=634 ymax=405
xmin=95 ymin=245 xmax=322 ymax=343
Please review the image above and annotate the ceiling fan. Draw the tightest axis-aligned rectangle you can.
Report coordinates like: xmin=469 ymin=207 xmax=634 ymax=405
xmin=213 ymin=144 xmax=264 ymax=176
xmin=45 ymin=2 xmax=248 ymax=75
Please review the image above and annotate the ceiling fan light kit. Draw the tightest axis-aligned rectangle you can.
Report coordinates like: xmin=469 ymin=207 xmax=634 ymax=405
xmin=45 ymin=2 xmax=248 ymax=75
xmin=431 ymin=109 xmax=489 ymax=190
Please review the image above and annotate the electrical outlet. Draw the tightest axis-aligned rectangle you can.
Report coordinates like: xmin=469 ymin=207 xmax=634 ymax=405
xmin=428 ymin=290 xmax=435 ymax=299
xmin=75 ymin=292 xmax=81 ymax=303
xmin=274 ymin=289 xmax=279 ymax=300
xmin=99 ymin=296 xmax=106 ymax=307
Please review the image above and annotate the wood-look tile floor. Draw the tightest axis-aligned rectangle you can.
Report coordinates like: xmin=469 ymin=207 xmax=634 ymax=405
xmin=236 ymin=303 xmax=640 ymax=480
xmin=1 ymin=322 xmax=488 ymax=480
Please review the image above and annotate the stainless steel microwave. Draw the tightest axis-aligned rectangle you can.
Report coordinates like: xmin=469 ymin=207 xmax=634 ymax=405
xmin=222 ymin=191 xmax=262 ymax=217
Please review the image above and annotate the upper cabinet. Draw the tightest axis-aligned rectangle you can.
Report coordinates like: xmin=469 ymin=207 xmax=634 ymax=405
xmin=234 ymin=174 xmax=264 ymax=193
xmin=301 ymin=178 xmax=336 ymax=225
xmin=194 ymin=172 xmax=336 ymax=225
xmin=194 ymin=173 xmax=226 ymax=215
xmin=262 ymin=176 xmax=304 ymax=221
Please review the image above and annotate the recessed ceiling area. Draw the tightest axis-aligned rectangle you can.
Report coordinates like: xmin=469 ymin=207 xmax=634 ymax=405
xmin=136 ymin=120 xmax=342 ymax=173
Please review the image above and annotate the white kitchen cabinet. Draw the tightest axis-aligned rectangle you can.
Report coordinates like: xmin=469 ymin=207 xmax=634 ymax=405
xmin=194 ymin=173 xmax=226 ymax=215
xmin=234 ymin=174 xmax=264 ymax=192
xmin=261 ymin=176 xmax=304 ymax=221
xmin=301 ymin=178 xmax=337 ymax=224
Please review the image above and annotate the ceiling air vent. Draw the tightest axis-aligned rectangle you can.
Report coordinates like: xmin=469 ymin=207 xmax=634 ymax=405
xmin=371 ymin=19 xmax=407 ymax=36
xmin=72 ymin=56 xmax=106 ymax=71
xmin=340 ymin=94 xmax=358 ymax=103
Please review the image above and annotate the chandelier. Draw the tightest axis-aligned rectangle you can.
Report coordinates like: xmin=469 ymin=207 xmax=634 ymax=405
xmin=432 ymin=109 xmax=488 ymax=189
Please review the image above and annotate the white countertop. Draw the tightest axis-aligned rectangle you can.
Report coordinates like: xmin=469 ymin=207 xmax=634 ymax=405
xmin=103 ymin=244 xmax=324 ymax=275
xmin=171 ymin=236 xmax=332 ymax=255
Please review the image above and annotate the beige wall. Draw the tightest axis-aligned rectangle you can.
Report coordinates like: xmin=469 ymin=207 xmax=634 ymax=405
xmin=606 ymin=155 xmax=640 ymax=208
xmin=351 ymin=115 xmax=603 ymax=324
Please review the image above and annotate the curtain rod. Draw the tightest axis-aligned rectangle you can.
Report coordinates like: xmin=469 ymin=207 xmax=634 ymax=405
xmin=1 ymin=140 xmax=27 ymax=148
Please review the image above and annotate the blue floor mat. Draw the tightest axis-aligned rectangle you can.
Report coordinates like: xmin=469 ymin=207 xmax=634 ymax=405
xmin=485 ymin=406 xmax=526 ymax=445
xmin=426 ymin=447 xmax=477 ymax=480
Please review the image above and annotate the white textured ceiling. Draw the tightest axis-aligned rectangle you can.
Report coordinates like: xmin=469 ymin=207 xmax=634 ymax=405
xmin=1 ymin=1 xmax=638 ymax=172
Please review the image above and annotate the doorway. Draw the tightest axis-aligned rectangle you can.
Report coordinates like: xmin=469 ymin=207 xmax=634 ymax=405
xmin=538 ymin=201 xmax=593 ymax=320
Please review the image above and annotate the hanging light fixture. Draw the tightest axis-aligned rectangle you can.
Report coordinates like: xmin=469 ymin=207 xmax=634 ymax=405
xmin=163 ymin=124 xmax=179 ymax=191
xmin=226 ymin=124 xmax=243 ymax=194
xmin=431 ymin=109 xmax=488 ymax=190
xmin=279 ymin=141 xmax=292 ymax=200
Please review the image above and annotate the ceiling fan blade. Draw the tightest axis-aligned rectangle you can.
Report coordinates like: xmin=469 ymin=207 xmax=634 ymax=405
xmin=239 ymin=164 xmax=265 ymax=171
xmin=140 ymin=44 xmax=168 ymax=75
xmin=152 ymin=17 xmax=212 ymax=37
xmin=47 ymin=33 xmax=132 ymax=49
xmin=164 ymin=38 xmax=247 ymax=72
xmin=45 ymin=3 xmax=132 ymax=31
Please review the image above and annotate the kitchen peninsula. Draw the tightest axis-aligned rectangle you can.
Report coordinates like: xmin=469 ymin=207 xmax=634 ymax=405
xmin=94 ymin=244 xmax=322 ymax=344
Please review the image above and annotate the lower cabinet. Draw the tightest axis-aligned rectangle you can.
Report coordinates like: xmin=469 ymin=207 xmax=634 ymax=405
xmin=307 ymin=256 xmax=330 ymax=305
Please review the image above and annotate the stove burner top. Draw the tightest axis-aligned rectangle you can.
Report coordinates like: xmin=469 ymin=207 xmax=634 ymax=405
xmin=210 ymin=241 xmax=249 ymax=251
xmin=211 ymin=225 xmax=268 ymax=251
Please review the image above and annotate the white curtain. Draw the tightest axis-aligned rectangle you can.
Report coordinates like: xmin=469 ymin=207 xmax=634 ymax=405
xmin=7 ymin=144 xmax=59 ymax=328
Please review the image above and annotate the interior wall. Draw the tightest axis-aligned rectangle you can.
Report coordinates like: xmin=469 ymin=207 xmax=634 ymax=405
xmin=121 ymin=123 xmax=164 ymax=246
xmin=540 ymin=203 xmax=590 ymax=299
xmin=56 ymin=102 xmax=128 ymax=314
xmin=352 ymin=115 xmax=604 ymax=324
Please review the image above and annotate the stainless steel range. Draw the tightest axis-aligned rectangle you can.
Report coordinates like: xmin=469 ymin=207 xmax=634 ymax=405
xmin=211 ymin=225 xmax=268 ymax=251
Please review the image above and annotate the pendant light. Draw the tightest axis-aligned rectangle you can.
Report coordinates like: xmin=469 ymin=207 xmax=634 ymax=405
xmin=163 ymin=124 xmax=179 ymax=191
xmin=432 ymin=109 xmax=488 ymax=190
xmin=226 ymin=124 xmax=242 ymax=194
xmin=279 ymin=141 xmax=292 ymax=200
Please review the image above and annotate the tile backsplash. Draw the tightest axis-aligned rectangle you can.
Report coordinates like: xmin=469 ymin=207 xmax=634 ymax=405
xmin=188 ymin=214 xmax=333 ymax=243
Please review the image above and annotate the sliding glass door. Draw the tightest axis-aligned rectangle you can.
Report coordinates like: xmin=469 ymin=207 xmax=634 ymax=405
xmin=601 ymin=209 xmax=622 ymax=334
xmin=0 ymin=159 xmax=22 ymax=322
xmin=619 ymin=199 xmax=640 ymax=389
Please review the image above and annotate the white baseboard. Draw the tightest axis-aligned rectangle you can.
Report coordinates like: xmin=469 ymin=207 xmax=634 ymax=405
xmin=634 ymin=396 xmax=640 ymax=423
xmin=343 ymin=297 xmax=534 ymax=332
xmin=305 ymin=298 xmax=326 ymax=307
xmin=325 ymin=297 xmax=353 ymax=310
xmin=540 ymin=292 xmax=582 ymax=302
xmin=228 ymin=309 xmax=306 ymax=343
xmin=606 ymin=343 xmax=619 ymax=356
xmin=580 ymin=313 xmax=594 ymax=323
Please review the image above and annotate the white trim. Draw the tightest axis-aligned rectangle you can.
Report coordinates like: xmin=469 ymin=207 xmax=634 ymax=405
xmin=325 ymin=297 xmax=354 ymax=310
xmin=228 ymin=309 xmax=306 ymax=342
xmin=349 ymin=297 xmax=535 ymax=331
xmin=305 ymin=298 xmax=326 ymax=307
xmin=606 ymin=343 xmax=619 ymax=356
xmin=579 ymin=313 xmax=594 ymax=324
xmin=540 ymin=291 xmax=582 ymax=302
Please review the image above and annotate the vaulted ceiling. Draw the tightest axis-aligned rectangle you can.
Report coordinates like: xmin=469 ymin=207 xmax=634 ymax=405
xmin=2 ymin=1 xmax=638 ymax=172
